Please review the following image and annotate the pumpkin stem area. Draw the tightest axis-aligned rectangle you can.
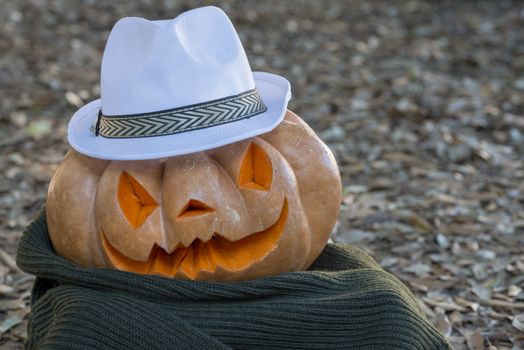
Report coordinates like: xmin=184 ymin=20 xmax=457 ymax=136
xmin=102 ymin=199 xmax=289 ymax=279
xmin=118 ymin=171 xmax=158 ymax=229
xmin=238 ymin=143 xmax=272 ymax=191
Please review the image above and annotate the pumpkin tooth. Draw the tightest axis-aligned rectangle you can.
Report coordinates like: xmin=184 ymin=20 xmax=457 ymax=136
xmin=150 ymin=246 xmax=174 ymax=277
xmin=207 ymin=238 xmax=231 ymax=269
xmin=203 ymin=240 xmax=217 ymax=270
xmin=171 ymin=246 xmax=189 ymax=275
xmin=192 ymin=244 xmax=200 ymax=273
xmin=180 ymin=245 xmax=197 ymax=278
xmin=193 ymin=240 xmax=202 ymax=272
xmin=195 ymin=240 xmax=213 ymax=272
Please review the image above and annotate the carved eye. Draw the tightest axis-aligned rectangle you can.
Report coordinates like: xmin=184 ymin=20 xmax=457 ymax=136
xmin=238 ymin=143 xmax=272 ymax=191
xmin=118 ymin=171 xmax=158 ymax=228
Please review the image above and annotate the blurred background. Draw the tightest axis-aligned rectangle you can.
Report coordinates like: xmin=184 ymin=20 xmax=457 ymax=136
xmin=1 ymin=1 xmax=523 ymax=349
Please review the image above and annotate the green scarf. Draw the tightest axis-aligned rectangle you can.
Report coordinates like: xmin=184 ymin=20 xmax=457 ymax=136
xmin=16 ymin=209 xmax=451 ymax=350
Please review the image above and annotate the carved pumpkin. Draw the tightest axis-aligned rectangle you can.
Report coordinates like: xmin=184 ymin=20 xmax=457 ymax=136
xmin=46 ymin=111 xmax=341 ymax=281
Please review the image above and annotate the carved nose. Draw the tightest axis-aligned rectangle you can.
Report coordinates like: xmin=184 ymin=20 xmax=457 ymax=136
xmin=177 ymin=199 xmax=215 ymax=219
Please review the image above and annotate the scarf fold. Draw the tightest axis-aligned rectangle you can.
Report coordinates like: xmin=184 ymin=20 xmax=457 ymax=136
xmin=17 ymin=209 xmax=451 ymax=350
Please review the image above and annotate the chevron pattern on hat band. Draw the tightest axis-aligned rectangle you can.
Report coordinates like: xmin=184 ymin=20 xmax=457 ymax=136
xmin=92 ymin=88 xmax=267 ymax=138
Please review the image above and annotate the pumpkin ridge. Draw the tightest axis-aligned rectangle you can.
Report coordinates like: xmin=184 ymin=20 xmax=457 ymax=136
xmin=269 ymin=146 xmax=312 ymax=270
xmin=91 ymin=157 xmax=111 ymax=267
xmin=206 ymin=153 xmax=254 ymax=235
xmin=157 ymin=160 xmax=170 ymax=256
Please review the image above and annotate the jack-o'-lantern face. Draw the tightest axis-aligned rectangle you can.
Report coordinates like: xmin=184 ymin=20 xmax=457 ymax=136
xmin=46 ymin=111 xmax=341 ymax=281
xmin=98 ymin=139 xmax=302 ymax=280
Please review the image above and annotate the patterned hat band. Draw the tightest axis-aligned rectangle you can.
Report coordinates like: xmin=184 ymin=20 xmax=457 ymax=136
xmin=91 ymin=88 xmax=267 ymax=138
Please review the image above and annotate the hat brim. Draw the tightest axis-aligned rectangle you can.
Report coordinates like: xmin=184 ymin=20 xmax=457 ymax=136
xmin=67 ymin=72 xmax=291 ymax=160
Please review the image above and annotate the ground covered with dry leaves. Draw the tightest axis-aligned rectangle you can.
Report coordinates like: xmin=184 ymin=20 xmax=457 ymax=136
xmin=1 ymin=1 xmax=524 ymax=349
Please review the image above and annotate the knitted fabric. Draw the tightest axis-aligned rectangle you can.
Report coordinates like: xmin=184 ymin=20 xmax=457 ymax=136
xmin=16 ymin=209 xmax=452 ymax=350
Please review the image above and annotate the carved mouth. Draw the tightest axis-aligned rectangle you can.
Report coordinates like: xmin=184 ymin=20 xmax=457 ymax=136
xmin=101 ymin=199 xmax=288 ymax=279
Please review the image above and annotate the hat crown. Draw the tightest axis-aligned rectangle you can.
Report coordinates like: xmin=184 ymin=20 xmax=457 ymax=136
xmin=100 ymin=6 xmax=255 ymax=116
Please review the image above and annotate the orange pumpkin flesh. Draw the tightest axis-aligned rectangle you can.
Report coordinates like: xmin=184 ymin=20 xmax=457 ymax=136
xmin=46 ymin=111 xmax=342 ymax=281
xmin=238 ymin=143 xmax=273 ymax=191
xmin=118 ymin=171 xmax=159 ymax=229
xmin=177 ymin=199 xmax=214 ymax=218
xmin=102 ymin=199 xmax=288 ymax=279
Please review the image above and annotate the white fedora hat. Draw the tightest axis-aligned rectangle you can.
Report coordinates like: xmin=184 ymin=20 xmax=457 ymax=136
xmin=67 ymin=6 xmax=291 ymax=160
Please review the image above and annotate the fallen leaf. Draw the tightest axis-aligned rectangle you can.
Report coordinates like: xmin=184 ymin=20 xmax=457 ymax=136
xmin=0 ymin=315 xmax=22 ymax=334
xmin=0 ymin=248 xmax=20 ymax=271
xmin=25 ymin=120 xmax=52 ymax=140
xmin=485 ymin=299 xmax=524 ymax=309
xmin=0 ymin=284 xmax=15 ymax=296
xmin=471 ymin=281 xmax=492 ymax=302
xmin=404 ymin=263 xmax=432 ymax=276
xmin=434 ymin=309 xmax=452 ymax=337
xmin=512 ymin=313 xmax=524 ymax=332
xmin=422 ymin=297 xmax=467 ymax=312
xmin=64 ymin=91 xmax=83 ymax=107
xmin=466 ymin=331 xmax=485 ymax=350
xmin=409 ymin=214 xmax=433 ymax=233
